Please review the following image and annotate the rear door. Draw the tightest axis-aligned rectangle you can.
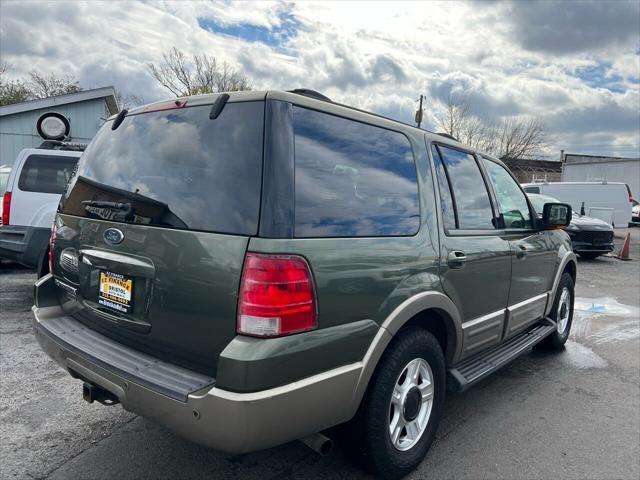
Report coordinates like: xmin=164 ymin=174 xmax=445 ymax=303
xmin=52 ymin=99 xmax=265 ymax=377
xmin=481 ymin=157 xmax=556 ymax=338
xmin=430 ymin=144 xmax=511 ymax=359
xmin=9 ymin=151 xmax=79 ymax=227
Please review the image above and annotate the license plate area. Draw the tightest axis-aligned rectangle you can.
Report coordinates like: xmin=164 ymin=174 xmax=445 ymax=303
xmin=98 ymin=271 xmax=134 ymax=314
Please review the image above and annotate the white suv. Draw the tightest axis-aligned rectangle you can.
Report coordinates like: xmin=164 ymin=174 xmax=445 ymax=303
xmin=0 ymin=144 xmax=82 ymax=275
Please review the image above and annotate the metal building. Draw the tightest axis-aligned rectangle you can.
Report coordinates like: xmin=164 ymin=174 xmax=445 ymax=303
xmin=562 ymin=153 xmax=640 ymax=199
xmin=0 ymin=87 xmax=118 ymax=165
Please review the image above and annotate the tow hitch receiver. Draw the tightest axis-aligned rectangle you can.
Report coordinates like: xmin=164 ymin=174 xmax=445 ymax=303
xmin=82 ymin=382 xmax=120 ymax=406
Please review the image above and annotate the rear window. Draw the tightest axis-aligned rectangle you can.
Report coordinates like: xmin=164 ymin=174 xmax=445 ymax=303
xmin=18 ymin=155 xmax=79 ymax=194
xmin=61 ymin=102 xmax=264 ymax=235
xmin=293 ymin=107 xmax=420 ymax=237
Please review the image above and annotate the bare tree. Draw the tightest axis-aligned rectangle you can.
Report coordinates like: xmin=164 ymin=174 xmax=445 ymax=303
xmin=115 ymin=90 xmax=145 ymax=111
xmin=27 ymin=71 xmax=82 ymax=98
xmin=434 ymin=90 xmax=546 ymax=160
xmin=436 ymin=91 xmax=470 ymax=140
xmin=496 ymin=116 xmax=546 ymax=160
xmin=147 ymin=47 xmax=251 ymax=97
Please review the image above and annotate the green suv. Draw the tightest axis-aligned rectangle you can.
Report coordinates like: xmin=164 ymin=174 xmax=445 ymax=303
xmin=32 ymin=90 xmax=576 ymax=479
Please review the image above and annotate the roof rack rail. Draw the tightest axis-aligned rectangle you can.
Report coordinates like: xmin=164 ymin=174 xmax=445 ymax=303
xmin=436 ymin=132 xmax=458 ymax=141
xmin=38 ymin=140 xmax=87 ymax=152
xmin=288 ymin=89 xmax=332 ymax=102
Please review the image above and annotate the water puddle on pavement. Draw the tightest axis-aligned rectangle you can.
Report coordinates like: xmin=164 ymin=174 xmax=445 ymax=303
xmin=561 ymin=341 xmax=609 ymax=369
xmin=571 ymin=296 xmax=640 ymax=345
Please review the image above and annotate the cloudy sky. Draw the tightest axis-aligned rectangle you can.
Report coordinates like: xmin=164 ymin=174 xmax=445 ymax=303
xmin=1 ymin=0 xmax=639 ymax=158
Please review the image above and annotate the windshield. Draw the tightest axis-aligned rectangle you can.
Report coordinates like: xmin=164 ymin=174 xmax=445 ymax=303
xmin=527 ymin=193 xmax=560 ymax=214
xmin=61 ymin=102 xmax=264 ymax=235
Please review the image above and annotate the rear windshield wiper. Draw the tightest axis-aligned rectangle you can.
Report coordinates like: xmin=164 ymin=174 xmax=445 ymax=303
xmin=81 ymin=200 xmax=131 ymax=211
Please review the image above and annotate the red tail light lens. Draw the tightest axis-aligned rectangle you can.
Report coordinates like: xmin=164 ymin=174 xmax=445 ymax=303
xmin=48 ymin=223 xmax=57 ymax=273
xmin=2 ymin=191 xmax=11 ymax=225
xmin=237 ymin=253 xmax=317 ymax=337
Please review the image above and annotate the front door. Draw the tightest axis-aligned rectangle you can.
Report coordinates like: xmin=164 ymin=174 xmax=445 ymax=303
xmin=481 ymin=157 xmax=556 ymax=338
xmin=430 ymin=144 xmax=511 ymax=359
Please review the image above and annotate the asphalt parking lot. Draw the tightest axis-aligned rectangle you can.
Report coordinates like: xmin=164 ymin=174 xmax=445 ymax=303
xmin=1 ymin=230 xmax=639 ymax=480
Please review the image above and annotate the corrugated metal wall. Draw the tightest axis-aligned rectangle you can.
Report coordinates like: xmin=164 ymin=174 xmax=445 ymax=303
xmin=562 ymin=160 xmax=640 ymax=198
xmin=0 ymin=98 xmax=109 ymax=165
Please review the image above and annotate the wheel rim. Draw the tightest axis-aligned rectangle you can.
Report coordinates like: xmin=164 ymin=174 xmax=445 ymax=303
xmin=388 ymin=358 xmax=434 ymax=451
xmin=557 ymin=287 xmax=571 ymax=334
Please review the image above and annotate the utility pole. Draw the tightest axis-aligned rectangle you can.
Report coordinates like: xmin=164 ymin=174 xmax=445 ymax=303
xmin=415 ymin=94 xmax=424 ymax=128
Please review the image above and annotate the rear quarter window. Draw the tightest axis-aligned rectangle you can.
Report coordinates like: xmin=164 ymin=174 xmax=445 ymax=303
xmin=292 ymin=107 xmax=420 ymax=237
xmin=18 ymin=155 xmax=79 ymax=194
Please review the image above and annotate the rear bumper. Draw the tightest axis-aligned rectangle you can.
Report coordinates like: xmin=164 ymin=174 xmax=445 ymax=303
xmin=32 ymin=275 xmax=362 ymax=454
xmin=0 ymin=225 xmax=49 ymax=268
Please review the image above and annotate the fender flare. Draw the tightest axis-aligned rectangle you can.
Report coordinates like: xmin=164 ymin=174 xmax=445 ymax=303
xmin=350 ymin=291 xmax=462 ymax=413
xmin=545 ymin=251 xmax=577 ymax=316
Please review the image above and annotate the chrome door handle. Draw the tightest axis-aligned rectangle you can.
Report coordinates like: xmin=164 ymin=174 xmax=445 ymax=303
xmin=448 ymin=251 xmax=467 ymax=268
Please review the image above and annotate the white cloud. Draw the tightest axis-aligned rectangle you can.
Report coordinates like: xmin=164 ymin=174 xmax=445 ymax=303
xmin=1 ymin=0 xmax=638 ymax=157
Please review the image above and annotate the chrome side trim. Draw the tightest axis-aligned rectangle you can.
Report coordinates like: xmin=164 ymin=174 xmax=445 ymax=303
xmin=505 ymin=293 xmax=548 ymax=338
xmin=461 ymin=309 xmax=506 ymax=357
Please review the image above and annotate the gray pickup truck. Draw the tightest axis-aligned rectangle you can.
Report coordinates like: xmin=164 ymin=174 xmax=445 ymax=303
xmin=32 ymin=90 xmax=576 ymax=479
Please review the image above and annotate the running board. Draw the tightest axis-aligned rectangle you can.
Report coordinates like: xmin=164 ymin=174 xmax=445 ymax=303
xmin=447 ymin=318 xmax=556 ymax=392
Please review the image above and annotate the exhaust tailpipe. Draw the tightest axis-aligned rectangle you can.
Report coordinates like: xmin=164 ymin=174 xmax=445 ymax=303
xmin=300 ymin=433 xmax=333 ymax=456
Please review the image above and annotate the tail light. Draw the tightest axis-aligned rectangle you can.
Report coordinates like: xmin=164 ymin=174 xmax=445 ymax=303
xmin=48 ymin=223 xmax=57 ymax=273
xmin=2 ymin=191 xmax=11 ymax=225
xmin=237 ymin=253 xmax=317 ymax=337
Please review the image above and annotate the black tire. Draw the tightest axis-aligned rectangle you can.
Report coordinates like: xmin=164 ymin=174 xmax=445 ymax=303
xmin=578 ymin=252 xmax=601 ymax=260
xmin=356 ymin=327 xmax=445 ymax=479
xmin=539 ymin=272 xmax=574 ymax=350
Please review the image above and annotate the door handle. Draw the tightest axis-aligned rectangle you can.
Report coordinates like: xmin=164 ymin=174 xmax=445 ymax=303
xmin=515 ymin=245 xmax=527 ymax=259
xmin=447 ymin=250 xmax=467 ymax=268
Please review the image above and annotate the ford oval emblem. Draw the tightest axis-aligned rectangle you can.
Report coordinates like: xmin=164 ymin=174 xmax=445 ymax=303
xmin=103 ymin=228 xmax=125 ymax=245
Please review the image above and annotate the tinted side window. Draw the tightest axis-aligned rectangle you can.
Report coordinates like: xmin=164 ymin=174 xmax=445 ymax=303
xmin=18 ymin=155 xmax=79 ymax=194
xmin=437 ymin=146 xmax=494 ymax=230
xmin=482 ymin=158 xmax=533 ymax=229
xmin=524 ymin=186 xmax=540 ymax=194
xmin=293 ymin=107 xmax=420 ymax=237
xmin=431 ymin=145 xmax=456 ymax=230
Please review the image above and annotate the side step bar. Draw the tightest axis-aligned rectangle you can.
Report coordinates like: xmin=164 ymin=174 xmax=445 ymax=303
xmin=447 ymin=318 xmax=556 ymax=392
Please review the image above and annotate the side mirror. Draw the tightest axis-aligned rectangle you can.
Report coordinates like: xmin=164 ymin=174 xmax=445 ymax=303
xmin=541 ymin=203 xmax=572 ymax=230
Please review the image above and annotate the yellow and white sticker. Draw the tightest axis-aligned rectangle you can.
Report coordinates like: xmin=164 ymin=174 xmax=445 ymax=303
xmin=98 ymin=271 xmax=133 ymax=313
